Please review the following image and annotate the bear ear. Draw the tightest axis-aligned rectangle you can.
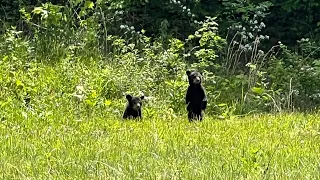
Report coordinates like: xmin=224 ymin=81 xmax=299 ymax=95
xmin=126 ymin=94 xmax=132 ymax=100
xmin=186 ymin=70 xmax=191 ymax=76
xmin=140 ymin=95 xmax=145 ymax=100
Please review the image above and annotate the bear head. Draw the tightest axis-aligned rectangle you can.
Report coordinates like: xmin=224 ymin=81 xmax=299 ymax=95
xmin=126 ymin=94 xmax=144 ymax=110
xmin=186 ymin=70 xmax=203 ymax=85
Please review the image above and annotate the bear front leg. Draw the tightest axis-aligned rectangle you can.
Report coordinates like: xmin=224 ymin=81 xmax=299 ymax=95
xmin=201 ymin=100 xmax=207 ymax=110
xmin=123 ymin=109 xmax=128 ymax=119
xmin=186 ymin=87 xmax=192 ymax=104
xmin=188 ymin=111 xmax=193 ymax=122
xmin=201 ymin=86 xmax=207 ymax=110
xmin=138 ymin=109 xmax=143 ymax=120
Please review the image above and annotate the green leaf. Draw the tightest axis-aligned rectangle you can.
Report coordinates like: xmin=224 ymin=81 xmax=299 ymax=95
xmin=32 ymin=7 xmax=44 ymax=14
xmin=90 ymin=90 xmax=97 ymax=98
xmin=0 ymin=101 xmax=9 ymax=108
xmin=85 ymin=1 xmax=95 ymax=9
xmin=16 ymin=80 xmax=24 ymax=88
xmin=104 ymin=100 xmax=112 ymax=106
xmin=3 ymin=56 xmax=9 ymax=61
xmin=262 ymin=95 xmax=269 ymax=100
xmin=313 ymin=60 xmax=320 ymax=66
xmin=85 ymin=99 xmax=96 ymax=106
xmin=251 ymin=87 xmax=265 ymax=94
xmin=188 ymin=35 xmax=195 ymax=40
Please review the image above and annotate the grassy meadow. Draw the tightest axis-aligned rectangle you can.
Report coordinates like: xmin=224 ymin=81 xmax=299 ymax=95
xmin=0 ymin=112 xmax=319 ymax=179
xmin=0 ymin=3 xmax=320 ymax=178
xmin=0 ymin=44 xmax=319 ymax=179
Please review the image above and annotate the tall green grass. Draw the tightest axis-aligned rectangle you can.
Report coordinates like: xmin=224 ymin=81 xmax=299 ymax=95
xmin=0 ymin=113 xmax=319 ymax=179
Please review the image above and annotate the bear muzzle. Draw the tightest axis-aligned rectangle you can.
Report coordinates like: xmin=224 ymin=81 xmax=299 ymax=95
xmin=132 ymin=103 xmax=141 ymax=110
xmin=193 ymin=76 xmax=201 ymax=84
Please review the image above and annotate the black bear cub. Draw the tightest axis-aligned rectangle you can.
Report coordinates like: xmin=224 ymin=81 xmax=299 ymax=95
xmin=123 ymin=94 xmax=144 ymax=119
xmin=186 ymin=70 xmax=207 ymax=121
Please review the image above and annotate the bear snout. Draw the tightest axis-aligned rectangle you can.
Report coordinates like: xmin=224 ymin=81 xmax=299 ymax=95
xmin=132 ymin=103 xmax=141 ymax=110
xmin=193 ymin=76 xmax=201 ymax=84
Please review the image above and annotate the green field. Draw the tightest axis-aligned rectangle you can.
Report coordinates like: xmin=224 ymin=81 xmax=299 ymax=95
xmin=0 ymin=113 xmax=319 ymax=179
xmin=1 ymin=1 xmax=320 ymax=178
xmin=0 ymin=43 xmax=319 ymax=179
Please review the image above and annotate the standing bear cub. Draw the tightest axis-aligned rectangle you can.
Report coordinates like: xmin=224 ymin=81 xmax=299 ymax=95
xmin=123 ymin=94 xmax=144 ymax=119
xmin=185 ymin=70 xmax=207 ymax=121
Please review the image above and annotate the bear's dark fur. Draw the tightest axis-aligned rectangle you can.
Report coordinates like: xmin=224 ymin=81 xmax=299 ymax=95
xmin=185 ymin=70 xmax=207 ymax=121
xmin=123 ymin=94 xmax=144 ymax=119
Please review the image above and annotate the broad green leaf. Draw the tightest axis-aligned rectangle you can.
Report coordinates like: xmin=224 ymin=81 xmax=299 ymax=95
xmin=251 ymin=87 xmax=265 ymax=94
xmin=188 ymin=35 xmax=195 ymax=40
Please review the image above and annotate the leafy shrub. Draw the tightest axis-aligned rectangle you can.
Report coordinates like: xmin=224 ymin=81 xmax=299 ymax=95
xmin=266 ymin=39 xmax=320 ymax=111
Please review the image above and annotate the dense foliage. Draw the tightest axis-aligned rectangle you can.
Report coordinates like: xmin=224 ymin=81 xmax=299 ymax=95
xmin=0 ymin=0 xmax=320 ymax=117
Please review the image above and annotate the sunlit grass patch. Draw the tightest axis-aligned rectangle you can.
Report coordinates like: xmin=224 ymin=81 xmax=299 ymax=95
xmin=0 ymin=113 xmax=319 ymax=179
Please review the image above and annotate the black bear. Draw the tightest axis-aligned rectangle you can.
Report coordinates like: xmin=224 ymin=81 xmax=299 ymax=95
xmin=123 ymin=94 xmax=144 ymax=119
xmin=185 ymin=70 xmax=207 ymax=121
